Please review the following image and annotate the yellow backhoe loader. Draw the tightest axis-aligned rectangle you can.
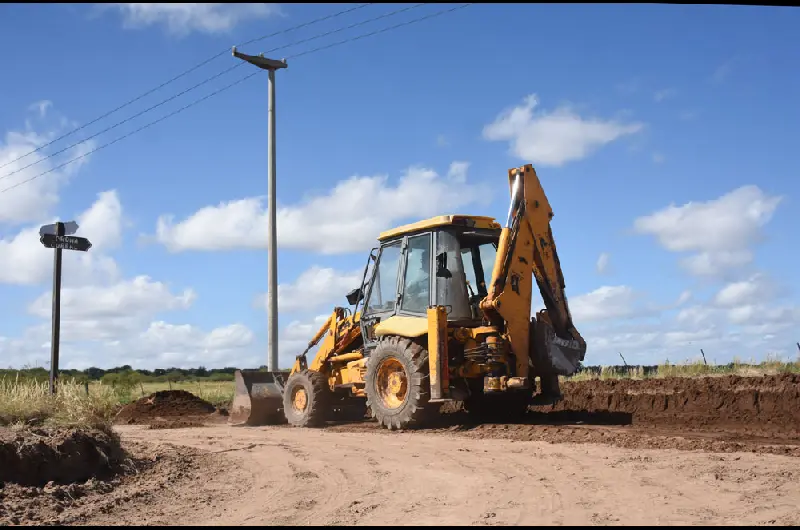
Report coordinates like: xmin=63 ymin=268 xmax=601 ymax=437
xmin=230 ymin=163 xmax=587 ymax=430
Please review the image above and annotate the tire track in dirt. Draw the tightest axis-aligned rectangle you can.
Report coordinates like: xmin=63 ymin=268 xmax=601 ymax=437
xmin=104 ymin=424 xmax=800 ymax=526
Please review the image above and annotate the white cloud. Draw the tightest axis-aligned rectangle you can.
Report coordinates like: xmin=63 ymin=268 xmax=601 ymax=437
xmin=581 ymin=274 xmax=799 ymax=366
xmin=633 ymin=185 xmax=782 ymax=277
xmin=6 ymin=274 xmax=251 ymax=370
xmin=483 ymin=94 xmax=644 ymax=166
xmin=24 ymin=275 xmax=196 ymax=346
xmin=653 ymin=88 xmax=677 ymax=102
xmin=283 ymin=314 xmax=329 ymax=341
xmin=0 ymin=190 xmax=122 ymax=286
xmin=446 ymin=161 xmax=469 ymax=184
xmin=154 ymin=163 xmax=489 ymax=254
xmin=676 ymin=304 xmax=716 ymax=327
xmin=0 ymin=110 xmax=96 ymax=226
xmin=5 ymin=320 xmax=257 ymax=370
xmin=255 ymin=266 xmax=362 ymax=313
xmin=28 ymin=275 xmax=196 ymax=321
xmin=273 ymin=314 xmax=331 ymax=368
xmin=133 ymin=321 xmax=254 ymax=364
xmin=675 ymin=290 xmax=692 ymax=306
xmin=713 ymin=273 xmax=771 ymax=308
xmin=107 ymin=3 xmax=281 ymax=36
xmin=570 ymin=285 xmax=639 ymax=322
xmin=28 ymin=100 xmax=52 ymax=118
xmin=596 ymin=252 xmax=610 ymax=275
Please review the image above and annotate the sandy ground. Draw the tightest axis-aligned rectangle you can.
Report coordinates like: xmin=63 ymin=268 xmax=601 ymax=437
xmin=78 ymin=423 xmax=800 ymax=527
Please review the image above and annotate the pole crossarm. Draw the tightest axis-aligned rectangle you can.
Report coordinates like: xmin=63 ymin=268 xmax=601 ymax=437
xmin=232 ymin=47 xmax=288 ymax=71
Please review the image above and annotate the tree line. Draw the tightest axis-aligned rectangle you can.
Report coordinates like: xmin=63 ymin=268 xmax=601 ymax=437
xmin=0 ymin=365 xmax=267 ymax=385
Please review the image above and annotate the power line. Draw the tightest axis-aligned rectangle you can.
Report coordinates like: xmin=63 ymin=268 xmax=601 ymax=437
xmin=287 ymin=3 xmax=472 ymax=59
xmin=0 ymin=62 xmax=243 ymax=183
xmin=0 ymin=3 xmax=473 ymax=196
xmin=0 ymin=72 xmax=259 ymax=195
xmin=0 ymin=3 xmax=375 ymax=173
xmin=0 ymin=3 xmax=429 ymax=184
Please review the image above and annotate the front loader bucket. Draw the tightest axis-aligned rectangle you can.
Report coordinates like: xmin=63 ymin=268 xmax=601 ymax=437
xmin=229 ymin=369 xmax=288 ymax=426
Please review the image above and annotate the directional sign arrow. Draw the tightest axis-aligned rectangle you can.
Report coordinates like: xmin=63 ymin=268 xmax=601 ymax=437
xmin=39 ymin=221 xmax=79 ymax=237
xmin=40 ymin=234 xmax=92 ymax=252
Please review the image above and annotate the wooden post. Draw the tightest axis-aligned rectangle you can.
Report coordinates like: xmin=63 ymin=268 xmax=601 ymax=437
xmin=618 ymin=352 xmax=628 ymax=367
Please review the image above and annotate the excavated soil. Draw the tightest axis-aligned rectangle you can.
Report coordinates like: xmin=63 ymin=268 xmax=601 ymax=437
xmin=323 ymin=373 xmax=800 ymax=457
xmin=545 ymin=373 xmax=800 ymax=434
xmin=115 ymin=390 xmax=226 ymax=427
xmin=0 ymin=437 xmax=226 ymax=526
xmin=0 ymin=427 xmax=127 ymax=488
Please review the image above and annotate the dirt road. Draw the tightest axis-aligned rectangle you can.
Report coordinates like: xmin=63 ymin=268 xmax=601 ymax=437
xmin=82 ymin=423 xmax=800 ymax=526
xmin=5 ymin=375 xmax=800 ymax=526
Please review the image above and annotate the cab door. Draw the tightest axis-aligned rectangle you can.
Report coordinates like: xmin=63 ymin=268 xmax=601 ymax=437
xmin=360 ymin=240 xmax=404 ymax=348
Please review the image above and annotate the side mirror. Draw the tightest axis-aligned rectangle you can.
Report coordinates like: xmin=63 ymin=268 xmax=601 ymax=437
xmin=436 ymin=252 xmax=452 ymax=278
xmin=346 ymin=287 xmax=363 ymax=306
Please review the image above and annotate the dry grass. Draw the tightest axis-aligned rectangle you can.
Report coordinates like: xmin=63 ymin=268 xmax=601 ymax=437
xmin=0 ymin=375 xmax=120 ymax=428
xmin=0 ymin=376 xmax=234 ymax=429
xmin=565 ymin=356 xmax=800 ymax=382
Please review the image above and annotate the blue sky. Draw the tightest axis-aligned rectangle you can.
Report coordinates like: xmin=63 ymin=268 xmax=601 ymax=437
xmin=0 ymin=3 xmax=798 ymax=370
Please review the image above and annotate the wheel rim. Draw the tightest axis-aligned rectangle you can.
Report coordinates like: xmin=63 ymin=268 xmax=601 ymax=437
xmin=291 ymin=387 xmax=308 ymax=412
xmin=375 ymin=357 xmax=408 ymax=410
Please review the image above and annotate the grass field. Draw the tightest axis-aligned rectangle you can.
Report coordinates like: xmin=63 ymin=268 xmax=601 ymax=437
xmin=0 ymin=376 xmax=119 ymax=428
xmin=0 ymin=377 xmax=233 ymax=429
xmin=2 ymin=358 xmax=798 ymax=429
xmin=566 ymin=358 xmax=800 ymax=381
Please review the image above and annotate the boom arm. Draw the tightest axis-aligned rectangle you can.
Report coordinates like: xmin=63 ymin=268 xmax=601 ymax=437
xmin=290 ymin=307 xmax=363 ymax=375
xmin=481 ymin=164 xmax=586 ymax=384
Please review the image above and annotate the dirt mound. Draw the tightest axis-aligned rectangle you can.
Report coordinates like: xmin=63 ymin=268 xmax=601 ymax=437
xmin=0 ymin=439 xmax=227 ymax=526
xmin=0 ymin=426 xmax=127 ymax=487
xmin=535 ymin=373 xmax=800 ymax=437
xmin=115 ymin=390 xmax=219 ymax=425
xmin=324 ymin=373 xmax=800 ymax=456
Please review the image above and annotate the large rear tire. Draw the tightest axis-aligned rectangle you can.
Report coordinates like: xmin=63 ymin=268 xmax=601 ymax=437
xmin=282 ymin=370 xmax=330 ymax=428
xmin=365 ymin=336 xmax=437 ymax=430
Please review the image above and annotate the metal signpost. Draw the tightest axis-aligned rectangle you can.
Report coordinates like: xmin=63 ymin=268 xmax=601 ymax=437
xmin=38 ymin=221 xmax=92 ymax=394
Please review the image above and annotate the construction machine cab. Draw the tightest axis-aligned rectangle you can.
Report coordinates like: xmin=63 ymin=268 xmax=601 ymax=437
xmin=350 ymin=216 xmax=502 ymax=349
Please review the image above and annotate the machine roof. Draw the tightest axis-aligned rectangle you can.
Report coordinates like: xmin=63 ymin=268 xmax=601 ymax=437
xmin=377 ymin=215 xmax=501 ymax=241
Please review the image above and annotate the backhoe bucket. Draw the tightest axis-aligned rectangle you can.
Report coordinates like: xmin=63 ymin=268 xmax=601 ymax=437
xmin=229 ymin=370 xmax=288 ymax=426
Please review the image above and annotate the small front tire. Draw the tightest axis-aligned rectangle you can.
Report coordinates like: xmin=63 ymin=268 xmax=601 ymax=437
xmin=282 ymin=370 xmax=330 ymax=428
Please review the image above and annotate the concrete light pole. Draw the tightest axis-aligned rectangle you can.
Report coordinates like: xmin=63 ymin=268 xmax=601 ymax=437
xmin=232 ymin=46 xmax=287 ymax=372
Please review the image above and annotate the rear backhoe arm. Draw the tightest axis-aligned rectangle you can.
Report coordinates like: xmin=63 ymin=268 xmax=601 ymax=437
xmin=481 ymin=164 xmax=586 ymax=387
